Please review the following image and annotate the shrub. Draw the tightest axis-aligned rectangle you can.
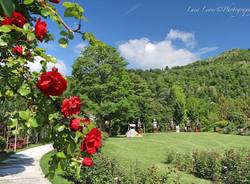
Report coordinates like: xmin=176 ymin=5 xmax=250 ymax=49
xmin=166 ymin=150 xmax=193 ymax=173
xmin=64 ymin=153 xmax=177 ymax=184
xmin=192 ymin=150 xmax=221 ymax=181
xmin=136 ymin=166 xmax=171 ymax=184
xmin=64 ymin=153 xmax=127 ymax=184
xmin=167 ymin=149 xmax=250 ymax=183
xmin=0 ymin=136 xmax=6 ymax=151
xmin=220 ymin=149 xmax=250 ymax=184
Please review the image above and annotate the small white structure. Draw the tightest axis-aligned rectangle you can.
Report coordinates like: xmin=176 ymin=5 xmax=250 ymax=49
xmin=153 ymin=119 xmax=158 ymax=129
xmin=126 ymin=124 xmax=140 ymax=137
xmin=176 ymin=125 xmax=180 ymax=133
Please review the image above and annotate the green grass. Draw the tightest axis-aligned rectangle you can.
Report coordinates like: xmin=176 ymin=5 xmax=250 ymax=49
xmin=40 ymin=151 xmax=71 ymax=184
xmin=102 ymin=132 xmax=250 ymax=184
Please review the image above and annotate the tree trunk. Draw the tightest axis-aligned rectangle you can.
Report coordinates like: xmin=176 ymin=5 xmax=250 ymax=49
xmin=6 ymin=128 xmax=9 ymax=149
xmin=14 ymin=122 xmax=17 ymax=152
xmin=36 ymin=132 xmax=39 ymax=144
xmin=26 ymin=135 xmax=29 ymax=148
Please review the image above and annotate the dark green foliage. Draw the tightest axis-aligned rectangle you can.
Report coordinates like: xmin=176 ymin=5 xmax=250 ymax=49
xmin=220 ymin=149 xmax=250 ymax=184
xmin=71 ymin=47 xmax=250 ymax=133
xmin=0 ymin=136 xmax=6 ymax=151
xmin=129 ymin=49 xmax=250 ymax=132
xmin=72 ymin=45 xmax=140 ymax=134
xmin=192 ymin=150 xmax=220 ymax=180
xmin=165 ymin=150 xmax=193 ymax=173
xmin=166 ymin=148 xmax=250 ymax=183
xmin=64 ymin=153 xmax=177 ymax=184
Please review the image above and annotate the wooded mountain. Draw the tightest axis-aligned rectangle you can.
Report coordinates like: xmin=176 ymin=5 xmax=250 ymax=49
xmin=71 ymin=47 xmax=250 ymax=135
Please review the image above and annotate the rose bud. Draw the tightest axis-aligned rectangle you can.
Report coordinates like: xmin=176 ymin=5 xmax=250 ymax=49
xmin=49 ymin=0 xmax=60 ymax=3
xmin=82 ymin=157 xmax=93 ymax=167
xmin=12 ymin=45 xmax=23 ymax=56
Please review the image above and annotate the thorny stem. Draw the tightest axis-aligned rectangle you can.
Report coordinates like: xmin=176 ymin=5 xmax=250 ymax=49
xmin=46 ymin=5 xmax=83 ymax=34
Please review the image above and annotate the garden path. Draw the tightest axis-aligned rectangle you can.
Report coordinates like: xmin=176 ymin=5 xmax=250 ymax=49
xmin=0 ymin=144 xmax=53 ymax=184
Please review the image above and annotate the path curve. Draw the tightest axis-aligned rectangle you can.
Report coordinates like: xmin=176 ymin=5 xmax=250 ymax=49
xmin=0 ymin=144 xmax=53 ymax=184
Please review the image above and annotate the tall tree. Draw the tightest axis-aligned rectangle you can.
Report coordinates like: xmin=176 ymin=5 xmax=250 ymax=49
xmin=72 ymin=45 xmax=139 ymax=134
xmin=169 ymin=85 xmax=186 ymax=125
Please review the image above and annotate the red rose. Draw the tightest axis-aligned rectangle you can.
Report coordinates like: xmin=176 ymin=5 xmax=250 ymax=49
xmin=35 ymin=18 xmax=47 ymax=41
xmin=82 ymin=157 xmax=93 ymax=167
xmin=12 ymin=45 xmax=23 ymax=56
xmin=69 ymin=118 xmax=90 ymax=132
xmin=49 ymin=0 xmax=60 ymax=3
xmin=80 ymin=128 xmax=101 ymax=155
xmin=36 ymin=67 xmax=67 ymax=96
xmin=61 ymin=96 xmax=81 ymax=117
xmin=1 ymin=11 xmax=27 ymax=28
xmin=69 ymin=118 xmax=82 ymax=132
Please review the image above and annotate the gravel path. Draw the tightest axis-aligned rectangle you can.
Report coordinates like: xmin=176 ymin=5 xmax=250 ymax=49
xmin=0 ymin=144 xmax=53 ymax=184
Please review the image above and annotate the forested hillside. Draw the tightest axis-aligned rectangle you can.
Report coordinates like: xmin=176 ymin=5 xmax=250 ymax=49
xmin=71 ymin=47 xmax=250 ymax=135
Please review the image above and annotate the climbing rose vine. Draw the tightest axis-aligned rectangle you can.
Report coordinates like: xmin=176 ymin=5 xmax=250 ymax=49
xmin=0 ymin=0 xmax=104 ymax=180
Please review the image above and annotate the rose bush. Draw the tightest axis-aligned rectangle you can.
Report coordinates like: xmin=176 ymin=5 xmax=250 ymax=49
xmin=0 ymin=0 xmax=104 ymax=180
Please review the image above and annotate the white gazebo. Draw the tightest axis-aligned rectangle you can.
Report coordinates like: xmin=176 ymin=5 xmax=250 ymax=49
xmin=126 ymin=124 xmax=142 ymax=137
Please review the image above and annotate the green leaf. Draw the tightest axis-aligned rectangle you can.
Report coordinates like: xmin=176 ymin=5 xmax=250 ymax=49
xmin=10 ymin=118 xmax=18 ymax=128
xmin=41 ymin=9 xmax=50 ymax=16
xmin=27 ymin=32 xmax=36 ymax=41
xmin=23 ymin=23 xmax=30 ymax=31
xmin=19 ymin=111 xmax=30 ymax=120
xmin=56 ymin=152 xmax=66 ymax=159
xmin=18 ymin=84 xmax=31 ymax=96
xmin=5 ymin=90 xmax=13 ymax=97
xmin=58 ymin=38 xmax=68 ymax=48
xmin=66 ymin=142 xmax=75 ymax=155
xmin=0 ymin=0 xmax=15 ymax=17
xmin=28 ymin=118 xmax=38 ymax=128
xmin=0 ymin=25 xmax=12 ymax=33
xmin=63 ymin=2 xmax=83 ymax=19
xmin=24 ymin=0 xmax=34 ymax=5
xmin=62 ymin=2 xmax=74 ymax=8
xmin=60 ymin=30 xmax=68 ymax=36
xmin=55 ymin=124 xmax=65 ymax=132
xmin=0 ymin=38 xmax=7 ymax=46
xmin=68 ymin=32 xmax=74 ymax=40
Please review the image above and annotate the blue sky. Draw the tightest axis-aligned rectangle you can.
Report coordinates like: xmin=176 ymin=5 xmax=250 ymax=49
xmin=39 ymin=0 xmax=250 ymax=75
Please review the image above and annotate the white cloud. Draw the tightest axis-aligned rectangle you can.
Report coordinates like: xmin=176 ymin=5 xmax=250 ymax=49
xmin=27 ymin=56 xmax=67 ymax=75
xmin=166 ymin=29 xmax=195 ymax=48
xmin=196 ymin=47 xmax=219 ymax=56
xmin=124 ymin=3 xmax=142 ymax=15
xmin=118 ymin=29 xmax=218 ymax=69
xmin=74 ymin=43 xmax=87 ymax=54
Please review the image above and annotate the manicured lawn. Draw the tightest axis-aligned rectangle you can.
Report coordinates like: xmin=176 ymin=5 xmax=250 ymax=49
xmin=102 ymin=132 xmax=250 ymax=184
xmin=40 ymin=151 xmax=71 ymax=184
